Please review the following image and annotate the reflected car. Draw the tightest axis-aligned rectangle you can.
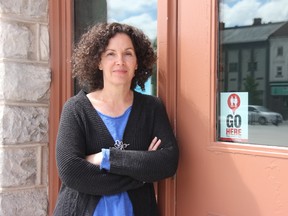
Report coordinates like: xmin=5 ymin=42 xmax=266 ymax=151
xmin=248 ymin=105 xmax=283 ymax=125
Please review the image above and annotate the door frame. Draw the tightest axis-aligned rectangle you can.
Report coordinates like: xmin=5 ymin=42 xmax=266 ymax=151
xmin=48 ymin=0 xmax=73 ymax=215
xmin=157 ymin=0 xmax=178 ymax=215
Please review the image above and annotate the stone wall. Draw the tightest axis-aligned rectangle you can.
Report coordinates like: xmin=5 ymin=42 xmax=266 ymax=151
xmin=0 ymin=0 xmax=50 ymax=215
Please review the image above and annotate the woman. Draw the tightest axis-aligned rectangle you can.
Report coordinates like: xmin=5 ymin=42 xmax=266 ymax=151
xmin=54 ymin=22 xmax=179 ymax=216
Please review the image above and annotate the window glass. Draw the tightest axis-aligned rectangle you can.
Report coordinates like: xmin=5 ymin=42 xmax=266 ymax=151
xmin=217 ymin=0 xmax=288 ymax=147
xmin=277 ymin=47 xmax=283 ymax=56
xmin=73 ymin=0 xmax=157 ymax=96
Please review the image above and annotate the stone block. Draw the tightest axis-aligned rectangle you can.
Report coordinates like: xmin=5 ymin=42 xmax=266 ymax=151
xmin=0 ymin=21 xmax=31 ymax=59
xmin=0 ymin=105 xmax=48 ymax=144
xmin=0 ymin=106 xmax=3 ymax=142
xmin=0 ymin=71 xmax=3 ymax=100
xmin=0 ymin=189 xmax=48 ymax=216
xmin=41 ymin=146 xmax=49 ymax=185
xmin=0 ymin=62 xmax=51 ymax=102
xmin=40 ymin=25 xmax=49 ymax=61
xmin=0 ymin=147 xmax=38 ymax=187
xmin=0 ymin=0 xmax=48 ymax=19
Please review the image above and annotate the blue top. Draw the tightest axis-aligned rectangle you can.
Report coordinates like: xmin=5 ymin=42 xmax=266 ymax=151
xmin=93 ymin=106 xmax=134 ymax=216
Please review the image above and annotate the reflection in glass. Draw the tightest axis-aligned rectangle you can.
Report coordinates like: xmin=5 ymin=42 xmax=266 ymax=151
xmin=218 ymin=0 xmax=288 ymax=147
xmin=73 ymin=0 xmax=157 ymax=96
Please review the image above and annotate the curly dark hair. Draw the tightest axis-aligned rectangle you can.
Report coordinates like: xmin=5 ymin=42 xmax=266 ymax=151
xmin=72 ymin=22 xmax=157 ymax=92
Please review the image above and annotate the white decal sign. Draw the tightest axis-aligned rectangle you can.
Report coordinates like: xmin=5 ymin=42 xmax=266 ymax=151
xmin=220 ymin=92 xmax=248 ymax=142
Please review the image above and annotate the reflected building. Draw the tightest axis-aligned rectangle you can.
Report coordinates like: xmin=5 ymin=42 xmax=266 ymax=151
xmin=219 ymin=18 xmax=288 ymax=119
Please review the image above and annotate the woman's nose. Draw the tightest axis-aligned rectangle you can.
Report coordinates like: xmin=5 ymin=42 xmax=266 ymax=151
xmin=116 ymin=54 xmax=125 ymax=65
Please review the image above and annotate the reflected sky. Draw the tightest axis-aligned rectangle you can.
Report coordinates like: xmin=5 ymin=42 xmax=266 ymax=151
xmin=220 ymin=0 xmax=288 ymax=27
xmin=106 ymin=0 xmax=157 ymax=40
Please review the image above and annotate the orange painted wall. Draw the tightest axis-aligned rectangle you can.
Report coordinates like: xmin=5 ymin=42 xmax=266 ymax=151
xmin=158 ymin=0 xmax=288 ymax=216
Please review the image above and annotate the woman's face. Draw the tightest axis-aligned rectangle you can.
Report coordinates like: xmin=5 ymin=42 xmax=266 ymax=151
xmin=99 ymin=33 xmax=138 ymax=89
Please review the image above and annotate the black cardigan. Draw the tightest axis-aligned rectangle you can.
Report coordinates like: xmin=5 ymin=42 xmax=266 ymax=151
xmin=53 ymin=90 xmax=179 ymax=216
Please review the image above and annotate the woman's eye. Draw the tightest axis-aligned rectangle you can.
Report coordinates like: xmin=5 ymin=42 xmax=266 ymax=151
xmin=107 ymin=52 xmax=115 ymax=56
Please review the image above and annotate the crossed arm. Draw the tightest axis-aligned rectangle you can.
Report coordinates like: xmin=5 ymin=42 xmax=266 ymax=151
xmin=86 ymin=136 xmax=162 ymax=165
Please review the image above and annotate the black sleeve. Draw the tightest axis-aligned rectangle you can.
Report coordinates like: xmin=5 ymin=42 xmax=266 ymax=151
xmin=56 ymin=100 xmax=143 ymax=195
xmin=109 ymin=98 xmax=179 ymax=183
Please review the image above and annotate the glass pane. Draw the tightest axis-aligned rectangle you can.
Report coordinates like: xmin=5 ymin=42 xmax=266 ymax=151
xmin=73 ymin=0 xmax=157 ymax=96
xmin=217 ymin=0 xmax=288 ymax=147
xmin=73 ymin=0 xmax=107 ymax=94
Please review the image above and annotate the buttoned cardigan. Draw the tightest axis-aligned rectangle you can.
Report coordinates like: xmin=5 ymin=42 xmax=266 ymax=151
xmin=53 ymin=90 xmax=179 ymax=216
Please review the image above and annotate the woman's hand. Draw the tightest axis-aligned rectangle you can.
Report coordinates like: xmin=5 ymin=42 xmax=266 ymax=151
xmin=86 ymin=152 xmax=103 ymax=165
xmin=148 ymin=137 xmax=161 ymax=151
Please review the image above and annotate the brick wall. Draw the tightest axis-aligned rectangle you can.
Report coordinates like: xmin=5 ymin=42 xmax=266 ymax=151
xmin=0 ymin=0 xmax=50 ymax=215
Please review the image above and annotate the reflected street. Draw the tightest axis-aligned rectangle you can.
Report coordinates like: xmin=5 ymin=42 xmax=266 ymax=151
xmin=248 ymin=120 xmax=288 ymax=147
